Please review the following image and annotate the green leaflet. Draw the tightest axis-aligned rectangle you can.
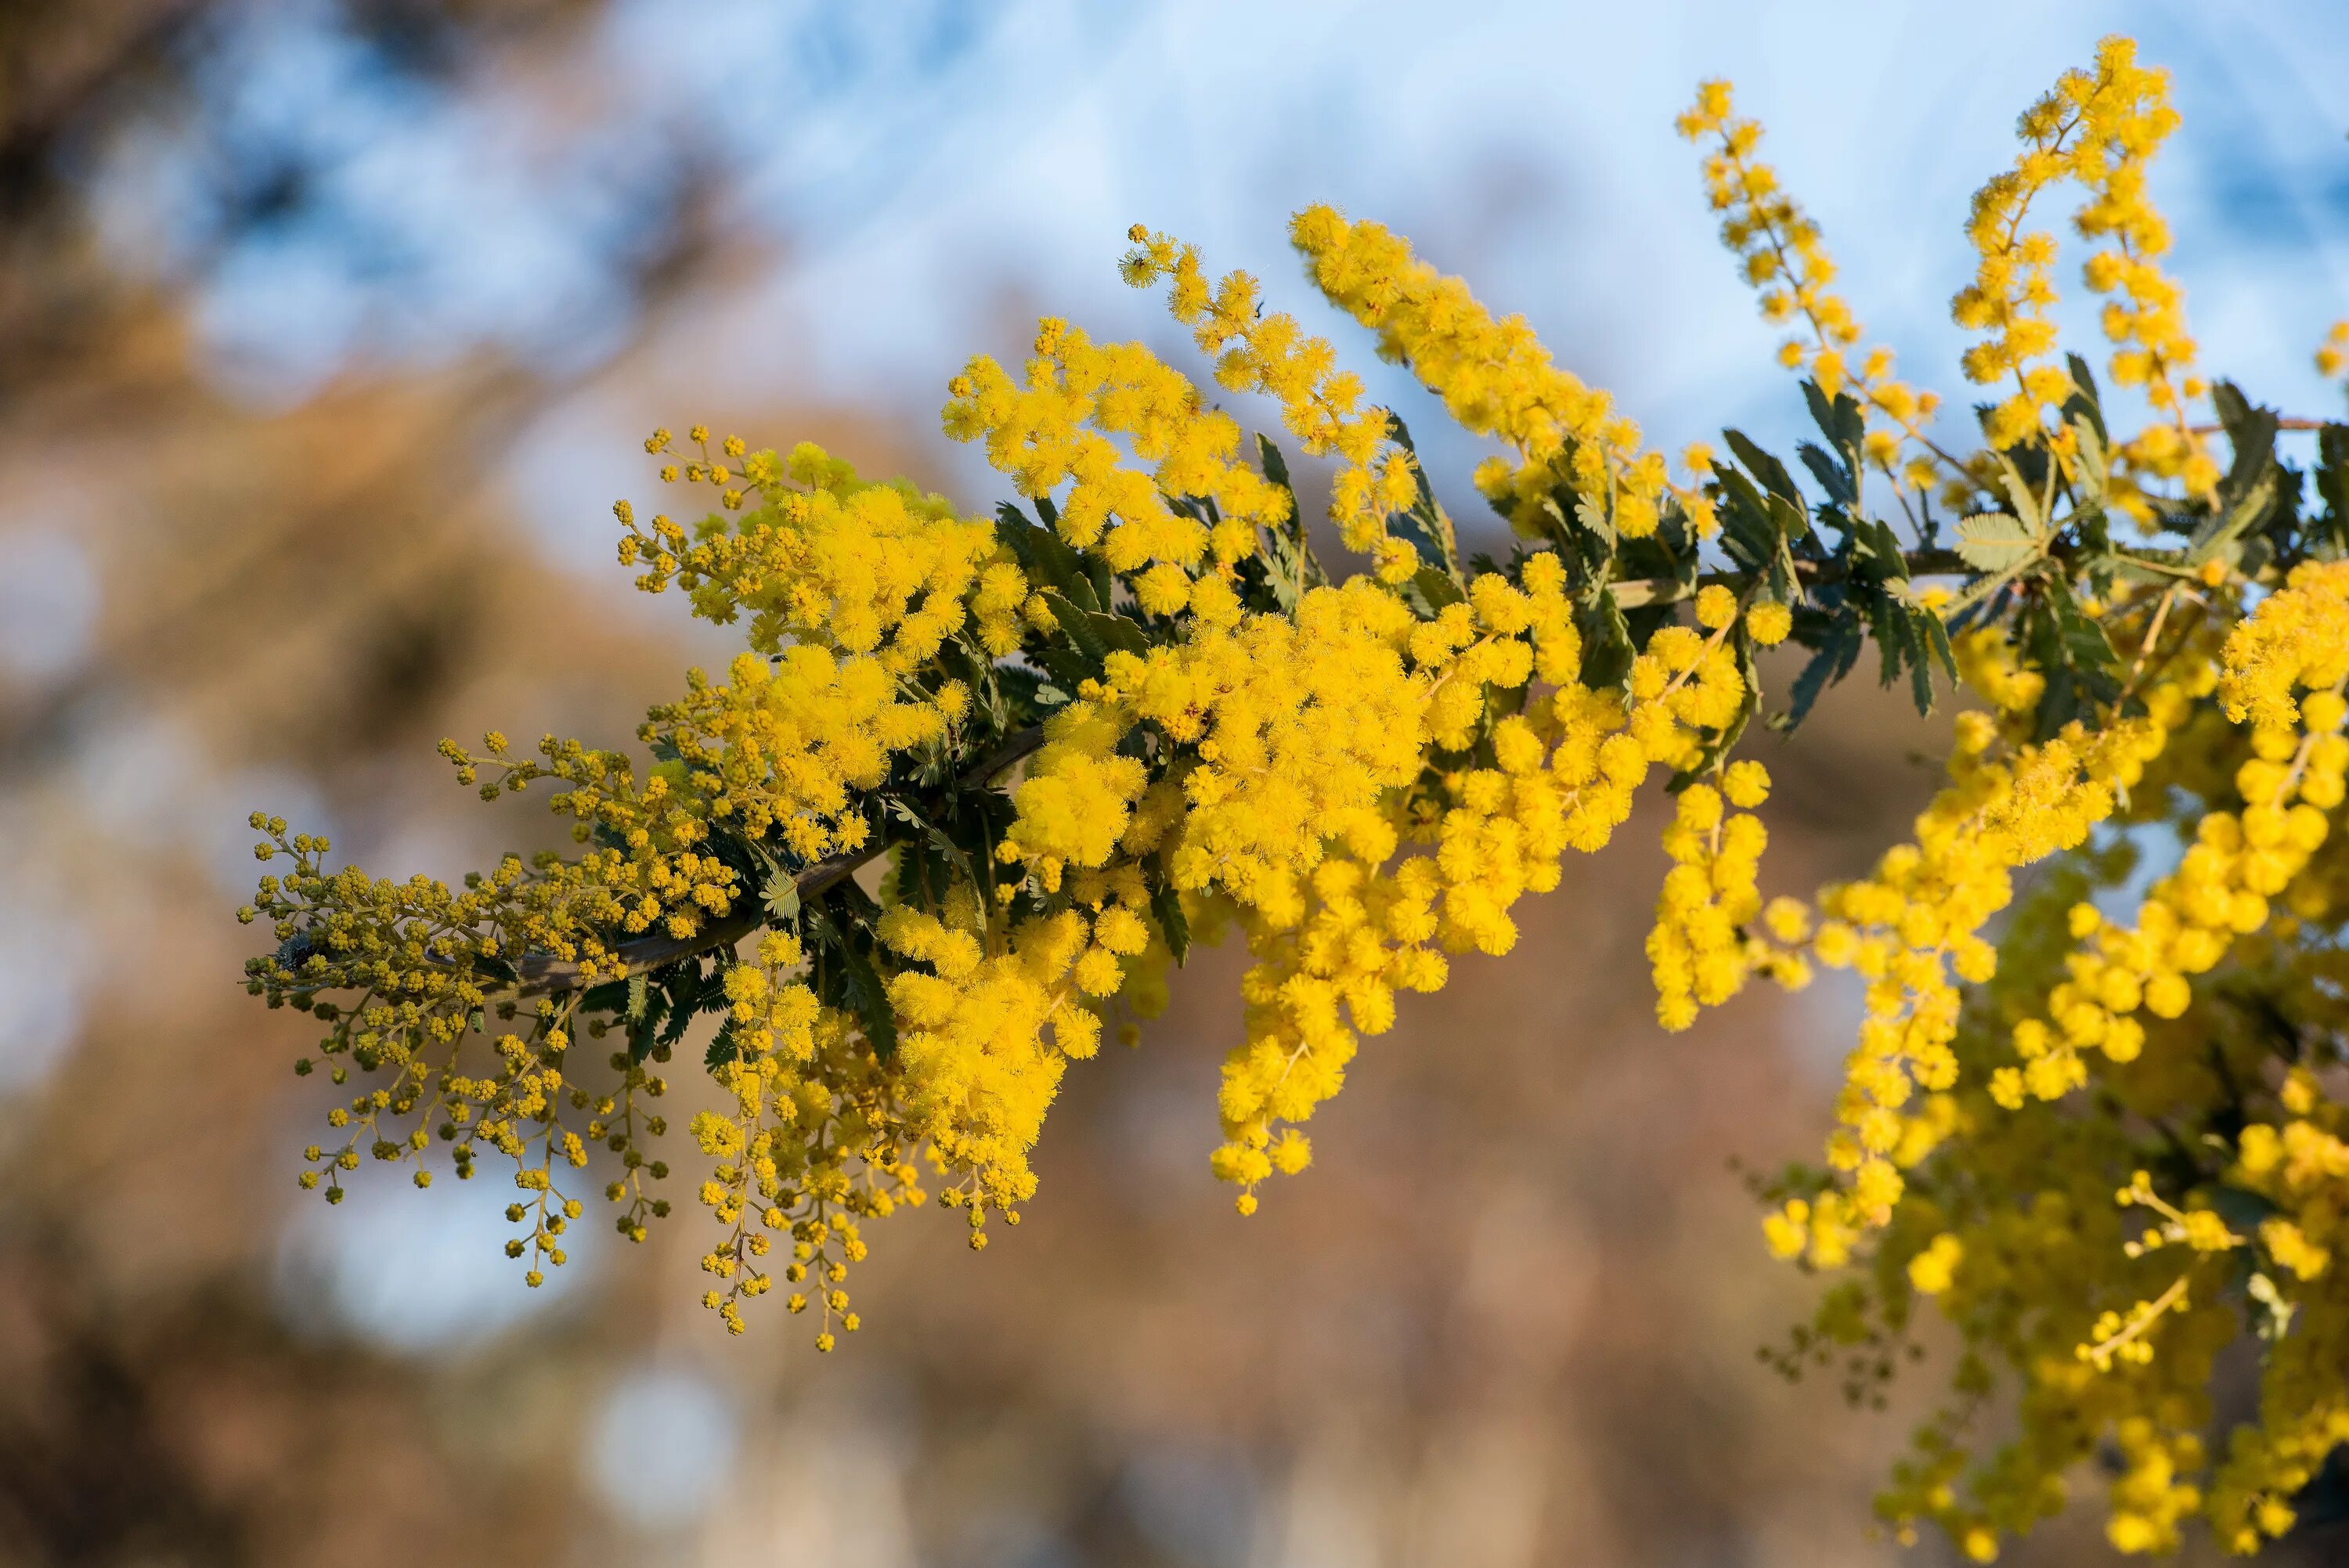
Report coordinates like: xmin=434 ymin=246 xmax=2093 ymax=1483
xmin=1954 ymin=511 xmax=2044 ymax=575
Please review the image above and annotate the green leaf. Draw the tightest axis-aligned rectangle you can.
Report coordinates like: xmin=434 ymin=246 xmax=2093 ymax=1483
xmin=1781 ymin=616 xmax=1860 ymax=731
xmin=1993 ymin=453 xmax=2048 ymax=535
xmin=2214 ymin=382 xmax=2275 ymax=487
xmin=2195 ymin=381 xmax=2282 ymax=566
xmin=1873 ymin=592 xmax=1920 ymax=694
xmin=834 ymin=928 xmax=897 ymax=1059
xmin=2069 ymin=414 xmax=2109 ymax=503
xmin=1855 ymin=517 xmax=1911 ymax=585
xmin=1954 ymin=512 xmax=2043 ymax=574
xmin=886 ymin=798 xmax=983 ymax=904
xmin=808 ymin=900 xmax=900 ymax=1061
xmin=764 ymin=872 xmax=800 ymax=924
xmin=579 ymin=978 xmax=631 ymax=1014
xmin=1257 ymin=431 xmax=1294 ymax=490
xmin=1251 ymin=432 xmax=1322 ymax=599
xmin=1921 ymin=609 xmax=1958 ymax=683
xmin=1412 ymin=566 xmax=1465 ymax=614
xmin=1039 ymin=591 xmax=1111 ymax=670
xmin=2062 ymin=352 xmax=2108 ymax=443
xmin=1765 ymin=490 xmax=1811 ymax=545
xmin=1801 ymin=379 xmax=1865 ymax=468
xmin=656 ymin=961 xmax=708 ymax=1048
xmin=745 ymin=840 xmax=802 ymax=925
xmin=2186 ymin=467 xmax=2279 ymax=565
xmin=625 ymin=974 xmax=669 ymax=1062
xmin=997 ymin=503 xmax=1100 ymax=613
xmin=1573 ymin=488 xmax=1615 ymax=548
xmin=2019 ymin=577 xmax=2121 ymax=739
xmin=1030 ymin=636 xmax=1095 ymax=698
xmin=1087 ymin=607 xmax=1149 ymax=658
xmin=2051 ymin=579 xmax=2118 ymax=667
xmin=1723 ymin=428 xmax=1804 ymax=510
xmin=1906 ymin=606 xmax=1953 ymax=714
xmin=2316 ymin=424 xmax=2349 ymax=551
xmin=1577 ymin=587 xmax=1634 ymax=691
xmin=1798 ymin=442 xmax=1855 ymax=509
xmin=1714 ymin=467 xmax=1774 ymax=572
xmin=1390 ymin=507 xmax=1453 ymax=577
xmin=1150 ymin=880 xmax=1190 ymax=967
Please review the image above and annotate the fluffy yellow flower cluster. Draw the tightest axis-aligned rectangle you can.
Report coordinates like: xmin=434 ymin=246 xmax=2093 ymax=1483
xmin=1952 ymin=33 xmax=2212 ymax=499
xmin=2066 ymin=41 xmax=2214 ymax=501
xmin=1648 ymin=764 xmax=1810 ymax=1032
xmin=688 ymin=932 xmax=923 ymax=1342
xmin=1775 ymin=709 xmax=2166 ymax=1260
xmin=880 ymin=901 xmax=1113 ymax=1217
xmin=1951 ymin=73 xmax=2097 ymax=446
xmin=1108 ymin=579 xmax=1432 ymax=915
xmin=1117 ymin=226 xmax=1423 ymax=579
xmin=435 ymin=730 xmax=740 ymax=943
xmin=961 ymin=456 xmax=1777 ymax=1211
xmin=621 ymin=437 xmax=1025 ymax=664
xmin=1996 ymin=705 xmax=2344 ymax=1113
xmin=241 ymin=822 xmax=677 ymax=1287
xmin=2317 ymin=320 xmax=2349 ymax=382
xmin=1676 ymin=79 xmax=1943 ymax=491
xmin=1287 ymin=203 xmax=1707 ymax=539
xmin=982 ymin=573 xmax=1508 ymax=1206
xmin=2218 ymin=561 xmax=2349 ymax=731
xmin=943 ymin=319 xmax=1282 ymax=614
xmin=1770 ymin=566 xmax=2349 ymax=1560
xmin=448 ymin=642 xmax=951 ymax=896
xmin=2207 ymin=1074 xmax=2349 ymax=1548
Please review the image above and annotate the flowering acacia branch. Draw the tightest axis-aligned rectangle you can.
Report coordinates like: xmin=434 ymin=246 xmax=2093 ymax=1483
xmin=1611 ymin=548 xmax=1971 ymax=608
xmin=233 ymin=34 xmax=2349 ymax=1558
xmin=508 ymin=725 xmax=1048 ymax=998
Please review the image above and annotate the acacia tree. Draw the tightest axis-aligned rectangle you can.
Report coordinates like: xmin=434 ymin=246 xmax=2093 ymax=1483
xmin=240 ymin=35 xmax=2349 ymax=1560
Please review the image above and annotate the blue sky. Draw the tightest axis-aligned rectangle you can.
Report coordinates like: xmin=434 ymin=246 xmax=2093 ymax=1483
xmin=87 ymin=0 xmax=2349 ymax=513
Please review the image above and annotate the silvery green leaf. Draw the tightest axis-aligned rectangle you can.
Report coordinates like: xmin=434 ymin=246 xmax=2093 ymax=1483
xmin=1955 ymin=512 xmax=2042 ymax=574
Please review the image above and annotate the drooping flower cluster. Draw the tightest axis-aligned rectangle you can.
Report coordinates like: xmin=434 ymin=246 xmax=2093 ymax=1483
xmin=1758 ymin=564 xmax=2349 ymax=1561
xmin=1117 ymin=226 xmax=1422 ymax=579
xmin=1950 ymin=36 xmax=2212 ymax=493
xmin=1649 ymin=761 xmax=1810 ymax=1033
xmin=1773 ymin=707 xmax=2170 ymax=1260
xmin=1676 ymin=78 xmax=1943 ymax=492
xmin=1286 ymin=203 xmax=1711 ymax=539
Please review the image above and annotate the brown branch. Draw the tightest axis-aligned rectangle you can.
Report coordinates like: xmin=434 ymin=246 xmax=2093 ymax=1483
xmin=2186 ymin=416 xmax=2328 ymax=435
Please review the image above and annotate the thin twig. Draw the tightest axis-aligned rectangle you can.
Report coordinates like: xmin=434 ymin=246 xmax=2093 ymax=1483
xmin=2186 ymin=416 xmax=2326 ymax=435
xmin=2115 ymin=586 xmax=2178 ymax=708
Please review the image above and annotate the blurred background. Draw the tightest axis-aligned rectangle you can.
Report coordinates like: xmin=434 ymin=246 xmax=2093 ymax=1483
xmin=2 ymin=2 xmax=2347 ymax=1565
